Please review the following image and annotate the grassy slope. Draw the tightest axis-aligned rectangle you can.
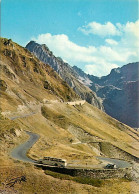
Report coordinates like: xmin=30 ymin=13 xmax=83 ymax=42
xmin=0 ymin=38 xmax=78 ymax=111
xmin=0 ymin=38 xmax=139 ymax=193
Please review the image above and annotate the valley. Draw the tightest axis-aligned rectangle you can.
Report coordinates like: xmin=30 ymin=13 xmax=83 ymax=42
xmin=0 ymin=38 xmax=139 ymax=193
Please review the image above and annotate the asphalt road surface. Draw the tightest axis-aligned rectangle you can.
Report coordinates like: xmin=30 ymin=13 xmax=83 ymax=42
xmin=10 ymin=112 xmax=36 ymax=120
xmin=11 ymin=131 xmax=39 ymax=163
xmin=11 ymin=131 xmax=131 ymax=168
xmin=97 ymin=156 xmax=131 ymax=168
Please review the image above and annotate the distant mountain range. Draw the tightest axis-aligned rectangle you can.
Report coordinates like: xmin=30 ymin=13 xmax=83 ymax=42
xmin=26 ymin=41 xmax=139 ymax=128
xmin=73 ymin=63 xmax=139 ymax=128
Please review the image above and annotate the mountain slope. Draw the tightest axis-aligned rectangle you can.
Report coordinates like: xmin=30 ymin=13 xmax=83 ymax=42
xmin=73 ymin=63 xmax=139 ymax=128
xmin=26 ymin=41 xmax=103 ymax=110
xmin=0 ymin=38 xmax=139 ymax=193
xmin=0 ymin=37 xmax=138 ymax=160
xmin=0 ymin=38 xmax=80 ymax=112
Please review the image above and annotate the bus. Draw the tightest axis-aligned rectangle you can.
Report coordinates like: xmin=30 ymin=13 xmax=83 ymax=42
xmin=37 ymin=157 xmax=67 ymax=167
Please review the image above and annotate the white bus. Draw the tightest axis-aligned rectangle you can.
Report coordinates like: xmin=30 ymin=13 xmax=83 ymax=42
xmin=37 ymin=157 xmax=67 ymax=167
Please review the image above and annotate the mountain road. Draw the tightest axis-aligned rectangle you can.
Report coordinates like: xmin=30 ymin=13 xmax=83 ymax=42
xmin=11 ymin=131 xmax=39 ymax=163
xmin=10 ymin=131 xmax=132 ymax=169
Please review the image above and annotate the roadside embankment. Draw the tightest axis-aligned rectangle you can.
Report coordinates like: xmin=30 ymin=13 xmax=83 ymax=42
xmin=38 ymin=165 xmax=132 ymax=179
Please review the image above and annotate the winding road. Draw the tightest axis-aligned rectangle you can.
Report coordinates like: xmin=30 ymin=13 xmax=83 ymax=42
xmin=10 ymin=112 xmax=36 ymax=120
xmin=11 ymin=131 xmax=39 ymax=163
xmin=97 ymin=156 xmax=131 ymax=168
xmin=10 ymin=131 xmax=131 ymax=168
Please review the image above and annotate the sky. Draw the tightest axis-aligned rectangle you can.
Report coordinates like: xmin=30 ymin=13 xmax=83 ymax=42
xmin=1 ymin=0 xmax=139 ymax=77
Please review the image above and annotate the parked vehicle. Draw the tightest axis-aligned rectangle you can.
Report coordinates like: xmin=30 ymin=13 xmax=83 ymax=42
xmin=105 ymin=163 xmax=117 ymax=169
xmin=36 ymin=157 xmax=67 ymax=167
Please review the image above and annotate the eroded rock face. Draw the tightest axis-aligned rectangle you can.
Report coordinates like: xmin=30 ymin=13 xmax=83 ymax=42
xmin=10 ymin=128 xmax=21 ymax=137
xmin=0 ymin=80 xmax=7 ymax=91
xmin=73 ymin=63 xmax=139 ymax=128
xmin=26 ymin=41 xmax=103 ymax=110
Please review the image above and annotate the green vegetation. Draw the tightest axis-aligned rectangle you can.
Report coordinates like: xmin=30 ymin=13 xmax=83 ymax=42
xmin=45 ymin=170 xmax=103 ymax=187
xmin=41 ymin=105 xmax=70 ymax=128
xmin=74 ymin=176 xmax=103 ymax=187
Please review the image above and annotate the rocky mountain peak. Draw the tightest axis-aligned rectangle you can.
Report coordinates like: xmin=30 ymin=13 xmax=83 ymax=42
xmin=73 ymin=62 xmax=139 ymax=128
xmin=26 ymin=41 xmax=104 ymax=110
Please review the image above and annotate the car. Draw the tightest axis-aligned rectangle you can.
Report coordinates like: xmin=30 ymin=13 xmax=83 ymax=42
xmin=105 ymin=163 xmax=117 ymax=169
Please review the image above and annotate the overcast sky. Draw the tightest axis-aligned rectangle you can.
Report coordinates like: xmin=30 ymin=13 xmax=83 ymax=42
xmin=2 ymin=0 xmax=139 ymax=76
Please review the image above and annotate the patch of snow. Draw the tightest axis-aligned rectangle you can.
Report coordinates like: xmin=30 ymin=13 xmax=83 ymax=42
xmin=78 ymin=76 xmax=92 ymax=86
xmin=126 ymin=81 xmax=137 ymax=83
xmin=114 ymin=68 xmax=120 ymax=73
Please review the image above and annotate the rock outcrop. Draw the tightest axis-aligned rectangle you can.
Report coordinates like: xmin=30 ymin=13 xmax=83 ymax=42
xmin=73 ymin=63 xmax=139 ymax=128
xmin=26 ymin=41 xmax=139 ymax=127
xmin=26 ymin=41 xmax=103 ymax=110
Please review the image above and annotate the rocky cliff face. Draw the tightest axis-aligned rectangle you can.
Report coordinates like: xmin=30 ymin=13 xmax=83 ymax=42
xmin=26 ymin=41 xmax=139 ymax=127
xmin=73 ymin=63 xmax=139 ymax=128
xmin=26 ymin=41 xmax=103 ymax=110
